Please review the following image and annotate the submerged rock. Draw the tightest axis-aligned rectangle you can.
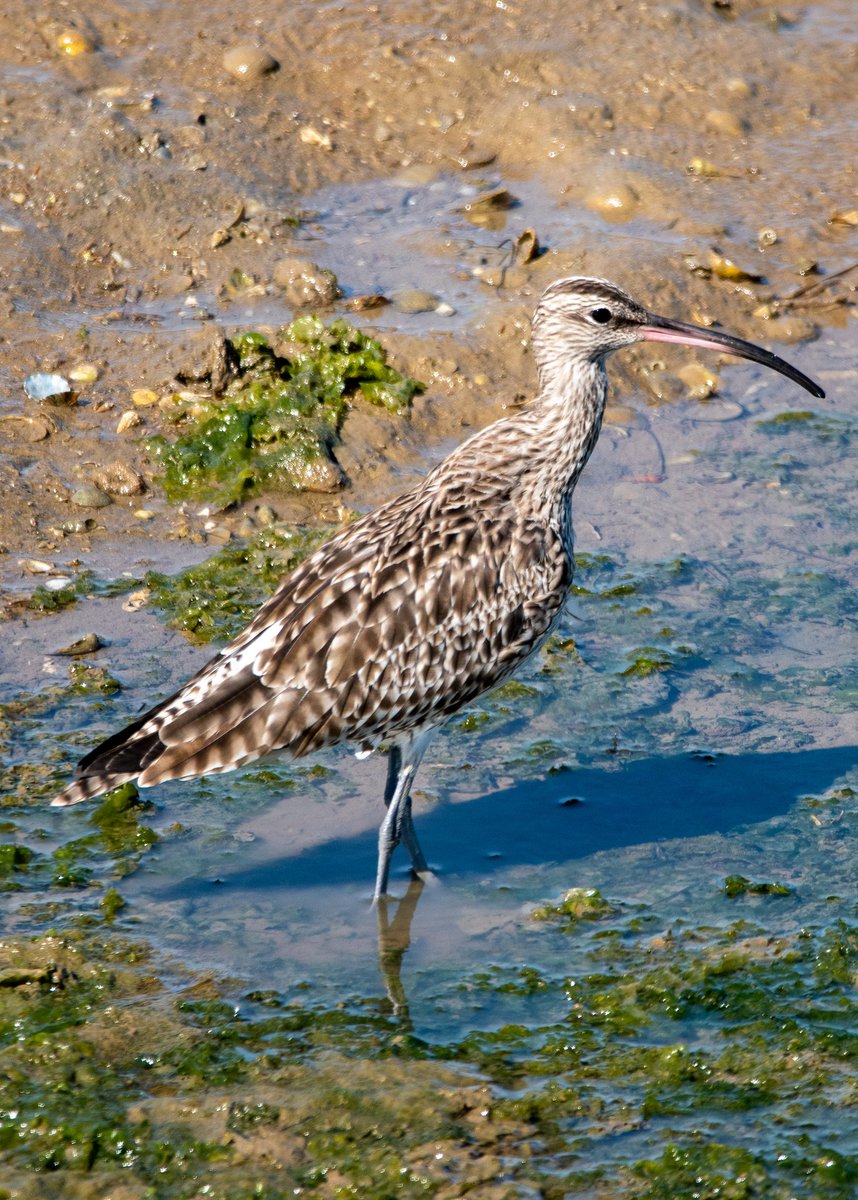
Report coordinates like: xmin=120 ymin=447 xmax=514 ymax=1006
xmin=272 ymin=258 xmax=340 ymax=308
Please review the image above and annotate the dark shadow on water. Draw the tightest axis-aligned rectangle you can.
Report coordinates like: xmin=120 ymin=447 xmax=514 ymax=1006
xmin=157 ymin=744 xmax=857 ymax=898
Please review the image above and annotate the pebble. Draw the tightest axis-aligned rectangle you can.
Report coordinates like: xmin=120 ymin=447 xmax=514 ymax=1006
xmin=392 ymin=289 xmax=443 ymax=314
xmin=0 ymin=414 xmax=51 ymax=443
xmin=346 ymin=294 xmax=390 ymax=312
xmin=289 ymin=456 xmax=345 ymax=493
xmin=68 ymin=363 xmax=99 ymax=384
xmin=299 ymin=126 xmax=333 ymax=150
xmin=584 ymin=179 xmax=640 ymax=223
xmin=54 ymin=633 xmax=103 ymax=657
xmin=92 ymin=463 xmax=145 ymax=497
xmin=459 ymin=187 xmax=516 ymax=229
xmin=133 ymin=509 xmax=155 ymax=521
xmin=122 ymin=589 xmax=150 ymax=613
xmin=690 ymin=399 xmax=744 ymax=423
xmin=448 ymin=140 xmax=498 ymax=169
xmin=222 ymin=43 xmax=279 ymax=83
xmin=759 ymin=316 xmax=817 ymax=344
xmin=272 ymin=258 xmax=340 ymax=307
xmin=255 ymin=504 xmax=277 ymax=526
xmin=71 ymin=487 xmax=112 ymax=509
xmin=726 ymin=78 xmax=753 ymax=99
xmin=131 ymin=388 xmax=160 ymax=407
xmin=116 ymin=410 xmax=143 ymax=433
xmin=705 ymin=109 xmax=746 ymax=138
xmin=676 ymin=363 xmax=720 ymax=400
xmin=391 ymin=163 xmax=438 ymax=188
xmin=56 ymin=28 xmax=94 ymax=56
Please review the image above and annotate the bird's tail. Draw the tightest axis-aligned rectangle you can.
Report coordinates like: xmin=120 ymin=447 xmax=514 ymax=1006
xmin=51 ymin=771 xmax=137 ymax=807
xmin=51 ymin=704 xmax=165 ymax=808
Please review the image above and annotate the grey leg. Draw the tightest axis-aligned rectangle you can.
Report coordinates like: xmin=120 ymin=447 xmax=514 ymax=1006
xmin=375 ymin=737 xmax=431 ymax=901
xmin=384 ymin=746 xmax=428 ymax=877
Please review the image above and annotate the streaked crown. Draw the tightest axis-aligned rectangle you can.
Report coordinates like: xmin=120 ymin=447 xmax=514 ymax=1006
xmin=531 ymin=276 xmax=648 ymax=371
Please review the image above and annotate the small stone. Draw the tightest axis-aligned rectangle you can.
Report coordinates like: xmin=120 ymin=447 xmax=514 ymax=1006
xmin=725 ymin=77 xmax=753 ymax=99
xmin=584 ymin=179 xmax=640 ymax=223
xmin=133 ymin=509 xmax=155 ymax=520
xmin=91 ymin=463 xmax=145 ymax=497
xmin=71 ymin=487 xmax=112 ymax=509
xmin=255 ymin=504 xmax=277 ymax=526
xmin=131 ymin=388 xmax=160 ymax=407
xmin=122 ymin=589 xmax=150 ymax=612
xmin=392 ymin=289 xmax=443 ymax=314
xmin=210 ymin=228 xmax=231 ymax=248
xmin=54 ymin=632 xmax=103 ymax=657
xmin=449 ymin=140 xmax=498 ymax=169
xmin=391 ymin=163 xmax=438 ymax=187
xmin=705 ymin=109 xmax=746 ymax=138
xmin=116 ymin=410 xmax=143 ymax=433
xmin=346 ymin=294 xmax=390 ymax=311
xmin=56 ymin=28 xmax=94 ymax=56
xmin=707 ymin=250 xmax=762 ymax=283
xmin=222 ymin=43 xmax=279 ymax=83
xmin=299 ymin=125 xmax=333 ymax=150
xmin=677 ymin=363 xmax=720 ymax=400
xmin=272 ymin=258 xmax=340 ymax=307
xmin=290 ymin=456 xmax=344 ymax=493
xmin=68 ymin=363 xmax=99 ymax=383
xmin=459 ymin=187 xmax=517 ymax=229
xmin=0 ymin=414 xmax=51 ymax=443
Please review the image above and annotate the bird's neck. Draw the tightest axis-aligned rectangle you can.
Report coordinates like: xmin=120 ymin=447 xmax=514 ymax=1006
xmin=425 ymin=356 xmax=607 ymax=543
xmin=511 ymin=357 xmax=608 ymax=528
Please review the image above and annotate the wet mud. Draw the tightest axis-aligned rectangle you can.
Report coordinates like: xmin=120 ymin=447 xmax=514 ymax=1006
xmin=0 ymin=0 xmax=856 ymax=1195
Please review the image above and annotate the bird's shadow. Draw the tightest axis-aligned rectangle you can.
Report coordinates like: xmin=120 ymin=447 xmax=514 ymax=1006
xmin=156 ymin=743 xmax=857 ymax=899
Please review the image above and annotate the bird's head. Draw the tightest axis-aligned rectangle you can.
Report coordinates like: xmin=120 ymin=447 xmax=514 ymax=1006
xmin=531 ymin=276 xmax=824 ymax=398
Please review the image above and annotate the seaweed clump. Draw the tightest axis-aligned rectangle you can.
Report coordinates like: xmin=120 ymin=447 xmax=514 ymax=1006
xmin=148 ymin=317 xmax=423 ymax=505
xmin=146 ymin=522 xmax=333 ymax=643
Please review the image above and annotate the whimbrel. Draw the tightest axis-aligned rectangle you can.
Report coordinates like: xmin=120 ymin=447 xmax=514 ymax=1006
xmin=53 ymin=278 xmax=824 ymax=899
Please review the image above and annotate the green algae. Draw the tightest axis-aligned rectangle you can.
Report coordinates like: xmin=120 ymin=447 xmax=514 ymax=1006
xmin=146 ymin=521 xmax=333 ymax=643
xmin=66 ymin=662 xmax=121 ymax=696
xmin=756 ymin=409 xmax=850 ymax=440
xmin=5 ymin=570 xmax=138 ymax=620
xmin=149 ymin=318 xmax=423 ymax=505
xmin=2 ymin=803 xmax=858 ymax=1200
xmin=724 ymin=874 xmax=792 ymax=898
xmin=531 ymin=886 xmax=617 ymax=927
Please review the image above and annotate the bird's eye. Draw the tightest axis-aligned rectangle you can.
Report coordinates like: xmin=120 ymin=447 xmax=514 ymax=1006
xmin=589 ymin=307 xmax=613 ymax=325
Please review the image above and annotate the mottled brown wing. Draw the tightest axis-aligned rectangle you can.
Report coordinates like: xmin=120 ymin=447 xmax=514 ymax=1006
xmin=78 ymin=493 xmax=569 ymax=790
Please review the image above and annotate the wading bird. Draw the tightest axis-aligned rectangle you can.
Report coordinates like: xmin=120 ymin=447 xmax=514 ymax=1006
xmin=53 ymin=278 xmax=823 ymax=899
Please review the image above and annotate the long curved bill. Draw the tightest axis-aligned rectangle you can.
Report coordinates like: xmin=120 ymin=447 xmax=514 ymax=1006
xmin=639 ymin=313 xmax=825 ymax=399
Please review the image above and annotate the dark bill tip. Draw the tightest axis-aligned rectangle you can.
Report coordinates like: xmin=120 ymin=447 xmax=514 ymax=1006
xmin=639 ymin=314 xmax=825 ymax=399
